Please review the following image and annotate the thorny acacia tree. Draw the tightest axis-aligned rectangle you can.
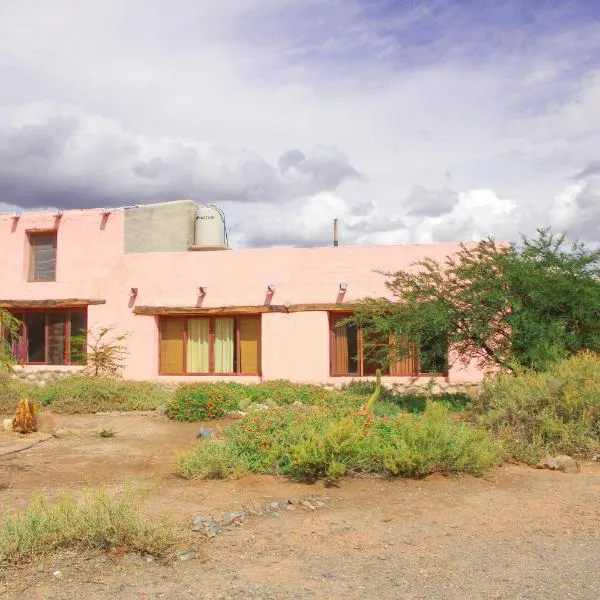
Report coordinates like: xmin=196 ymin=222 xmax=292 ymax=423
xmin=351 ymin=229 xmax=600 ymax=373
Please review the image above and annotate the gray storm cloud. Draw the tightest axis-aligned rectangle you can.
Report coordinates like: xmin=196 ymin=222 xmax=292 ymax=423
xmin=0 ymin=111 xmax=362 ymax=209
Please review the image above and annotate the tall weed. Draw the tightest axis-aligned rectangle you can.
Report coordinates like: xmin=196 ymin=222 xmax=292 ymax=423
xmin=472 ymin=352 xmax=600 ymax=462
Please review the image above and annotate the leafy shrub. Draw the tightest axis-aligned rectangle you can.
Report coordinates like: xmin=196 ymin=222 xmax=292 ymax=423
xmin=246 ymin=380 xmax=329 ymax=405
xmin=168 ymin=379 xmax=467 ymax=422
xmin=33 ymin=377 xmax=170 ymax=413
xmin=471 ymin=353 xmax=600 ymax=462
xmin=177 ymin=440 xmax=248 ymax=479
xmin=0 ymin=486 xmax=174 ymax=564
xmin=168 ymin=381 xmax=330 ymax=422
xmin=215 ymin=402 xmax=503 ymax=480
xmin=168 ymin=383 xmax=243 ymax=421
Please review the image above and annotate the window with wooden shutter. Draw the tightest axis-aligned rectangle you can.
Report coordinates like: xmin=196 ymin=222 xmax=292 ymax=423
xmin=28 ymin=232 xmax=57 ymax=282
xmin=158 ymin=315 xmax=261 ymax=375
xmin=159 ymin=319 xmax=185 ymax=374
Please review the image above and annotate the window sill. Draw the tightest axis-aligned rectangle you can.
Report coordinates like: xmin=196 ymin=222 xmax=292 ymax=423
xmin=12 ymin=365 xmax=85 ymax=372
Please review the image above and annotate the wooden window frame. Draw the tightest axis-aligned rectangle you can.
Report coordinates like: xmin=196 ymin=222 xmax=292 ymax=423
xmin=27 ymin=230 xmax=58 ymax=282
xmin=6 ymin=308 xmax=87 ymax=366
xmin=158 ymin=314 xmax=261 ymax=376
xmin=329 ymin=313 xmax=447 ymax=377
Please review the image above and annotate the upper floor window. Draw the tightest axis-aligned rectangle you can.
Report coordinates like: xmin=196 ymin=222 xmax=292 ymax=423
xmin=329 ymin=313 xmax=447 ymax=376
xmin=159 ymin=315 xmax=261 ymax=375
xmin=28 ymin=231 xmax=57 ymax=281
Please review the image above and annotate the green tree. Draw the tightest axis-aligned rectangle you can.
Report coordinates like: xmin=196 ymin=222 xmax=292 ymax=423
xmin=351 ymin=229 xmax=600 ymax=373
xmin=0 ymin=309 xmax=20 ymax=373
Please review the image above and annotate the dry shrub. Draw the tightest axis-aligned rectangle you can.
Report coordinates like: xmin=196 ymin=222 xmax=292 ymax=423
xmin=0 ymin=486 xmax=174 ymax=564
xmin=472 ymin=352 xmax=600 ymax=462
xmin=12 ymin=398 xmax=37 ymax=433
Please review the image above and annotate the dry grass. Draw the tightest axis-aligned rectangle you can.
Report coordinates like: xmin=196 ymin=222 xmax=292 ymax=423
xmin=0 ymin=486 xmax=174 ymax=564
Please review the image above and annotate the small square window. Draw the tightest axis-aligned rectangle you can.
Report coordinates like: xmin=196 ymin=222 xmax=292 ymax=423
xmin=28 ymin=232 xmax=57 ymax=282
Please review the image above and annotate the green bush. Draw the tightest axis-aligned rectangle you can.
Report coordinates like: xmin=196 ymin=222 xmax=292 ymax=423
xmin=33 ymin=377 xmax=170 ymax=413
xmin=471 ymin=353 xmax=600 ymax=462
xmin=177 ymin=440 xmax=248 ymax=479
xmin=167 ymin=379 xmax=470 ymax=422
xmin=191 ymin=402 xmax=503 ymax=480
xmin=168 ymin=383 xmax=243 ymax=421
xmin=247 ymin=380 xmax=329 ymax=405
xmin=0 ymin=486 xmax=174 ymax=564
xmin=168 ymin=381 xmax=331 ymax=422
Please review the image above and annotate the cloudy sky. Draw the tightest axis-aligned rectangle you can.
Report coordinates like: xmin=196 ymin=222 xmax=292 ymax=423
xmin=1 ymin=0 xmax=599 ymax=247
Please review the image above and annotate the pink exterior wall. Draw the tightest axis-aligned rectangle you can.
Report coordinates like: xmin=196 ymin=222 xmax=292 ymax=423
xmin=0 ymin=207 xmax=487 ymax=385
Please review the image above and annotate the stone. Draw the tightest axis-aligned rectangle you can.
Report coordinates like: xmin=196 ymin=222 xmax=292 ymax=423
xmin=191 ymin=515 xmax=222 ymax=537
xmin=535 ymin=455 xmax=560 ymax=470
xmin=196 ymin=426 xmax=214 ymax=440
xmin=555 ymin=455 xmax=580 ymax=474
xmin=300 ymin=500 xmax=316 ymax=511
xmin=155 ymin=407 xmax=168 ymax=417
xmin=53 ymin=570 xmax=63 ymax=579
xmin=535 ymin=454 xmax=580 ymax=473
xmin=205 ymin=522 xmax=223 ymax=537
xmin=51 ymin=427 xmax=69 ymax=438
xmin=221 ymin=511 xmax=248 ymax=526
xmin=177 ymin=551 xmax=202 ymax=561
xmin=191 ymin=515 xmax=212 ymax=531
xmin=3 ymin=418 xmax=13 ymax=432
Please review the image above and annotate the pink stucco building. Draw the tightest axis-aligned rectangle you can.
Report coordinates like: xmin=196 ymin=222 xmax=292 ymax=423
xmin=0 ymin=201 xmax=484 ymax=386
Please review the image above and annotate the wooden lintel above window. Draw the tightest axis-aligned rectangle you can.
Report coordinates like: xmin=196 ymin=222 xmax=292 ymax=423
xmin=0 ymin=299 xmax=106 ymax=309
xmin=134 ymin=303 xmax=358 ymax=316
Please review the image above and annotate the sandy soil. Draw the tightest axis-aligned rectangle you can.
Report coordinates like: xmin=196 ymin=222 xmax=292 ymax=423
xmin=1 ymin=411 xmax=600 ymax=599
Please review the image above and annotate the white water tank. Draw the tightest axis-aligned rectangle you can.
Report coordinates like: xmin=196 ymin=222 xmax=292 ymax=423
xmin=193 ymin=205 xmax=228 ymax=250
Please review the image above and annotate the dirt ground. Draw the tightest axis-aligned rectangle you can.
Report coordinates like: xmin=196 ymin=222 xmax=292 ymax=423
xmin=1 ymin=411 xmax=600 ymax=600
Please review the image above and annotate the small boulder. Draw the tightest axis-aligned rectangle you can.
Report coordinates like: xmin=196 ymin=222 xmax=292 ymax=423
xmin=196 ymin=427 xmax=213 ymax=440
xmin=535 ymin=455 xmax=560 ymax=470
xmin=221 ymin=511 xmax=248 ymax=526
xmin=555 ymin=455 xmax=580 ymax=474
xmin=535 ymin=454 xmax=580 ymax=474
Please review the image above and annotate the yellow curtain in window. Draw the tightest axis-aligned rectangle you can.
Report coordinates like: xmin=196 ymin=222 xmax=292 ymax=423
xmin=214 ymin=318 xmax=234 ymax=373
xmin=187 ymin=318 xmax=209 ymax=373
xmin=239 ymin=317 xmax=260 ymax=374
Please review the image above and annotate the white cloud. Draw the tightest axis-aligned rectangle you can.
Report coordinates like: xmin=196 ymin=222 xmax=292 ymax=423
xmin=0 ymin=1 xmax=599 ymax=246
